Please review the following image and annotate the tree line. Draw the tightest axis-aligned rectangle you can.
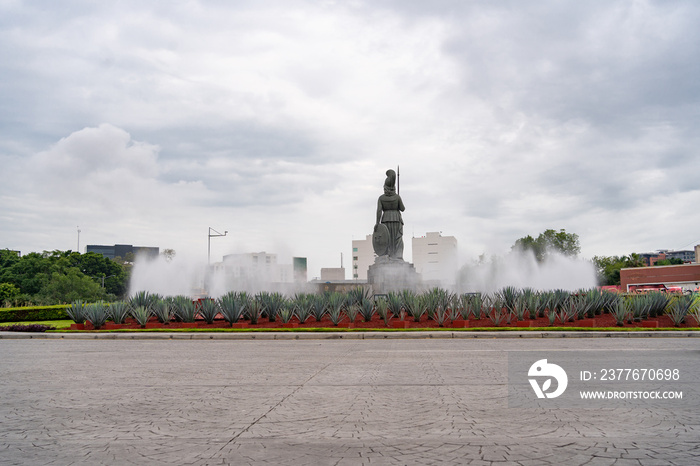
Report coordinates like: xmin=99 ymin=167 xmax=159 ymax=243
xmin=0 ymin=249 xmax=131 ymax=306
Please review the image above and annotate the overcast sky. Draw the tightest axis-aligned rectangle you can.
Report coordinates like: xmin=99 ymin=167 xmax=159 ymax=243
xmin=1 ymin=0 xmax=699 ymax=279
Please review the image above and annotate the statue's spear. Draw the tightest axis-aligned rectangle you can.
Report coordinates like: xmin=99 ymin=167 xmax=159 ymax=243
xmin=397 ymin=165 xmax=400 ymax=195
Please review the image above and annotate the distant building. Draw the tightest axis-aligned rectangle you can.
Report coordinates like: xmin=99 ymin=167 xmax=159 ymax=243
xmin=86 ymin=244 xmax=159 ymax=261
xmin=351 ymin=235 xmax=375 ymax=280
xmin=221 ymin=252 xmax=293 ymax=282
xmin=293 ymin=257 xmax=308 ymax=283
xmin=666 ymin=250 xmax=696 ymax=263
xmin=640 ymin=249 xmax=696 ymax=266
xmin=620 ymin=263 xmax=700 ymax=292
xmin=412 ymin=232 xmax=458 ymax=287
xmin=320 ymin=268 xmax=346 ymax=281
xmin=696 ymin=245 xmax=700 ymax=264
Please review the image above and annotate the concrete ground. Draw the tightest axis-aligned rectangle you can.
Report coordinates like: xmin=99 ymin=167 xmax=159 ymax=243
xmin=1 ymin=335 xmax=699 ymax=465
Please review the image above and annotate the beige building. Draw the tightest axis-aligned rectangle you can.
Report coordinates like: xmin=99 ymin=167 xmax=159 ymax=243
xmin=696 ymin=245 xmax=700 ymax=263
xmin=352 ymin=234 xmax=375 ymax=280
xmin=320 ymin=267 xmax=346 ymax=281
xmin=412 ymin=232 xmax=458 ymax=287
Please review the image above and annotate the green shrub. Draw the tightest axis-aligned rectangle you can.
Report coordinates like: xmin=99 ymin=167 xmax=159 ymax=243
xmin=0 ymin=304 xmax=69 ymax=322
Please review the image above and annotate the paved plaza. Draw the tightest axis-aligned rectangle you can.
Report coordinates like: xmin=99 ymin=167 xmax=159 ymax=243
xmin=1 ymin=335 xmax=699 ymax=465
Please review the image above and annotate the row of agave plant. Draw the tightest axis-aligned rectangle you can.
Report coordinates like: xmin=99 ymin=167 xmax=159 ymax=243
xmin=66 ymin=287 xmax=700 ymax=329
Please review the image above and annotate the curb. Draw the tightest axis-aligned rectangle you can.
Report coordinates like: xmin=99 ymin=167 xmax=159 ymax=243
xmin=1 ymin=330 xmax=699 ymax=340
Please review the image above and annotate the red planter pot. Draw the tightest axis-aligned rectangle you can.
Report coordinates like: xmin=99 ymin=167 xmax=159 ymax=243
xmin=70 ymin=323 xmax=85 ymax=330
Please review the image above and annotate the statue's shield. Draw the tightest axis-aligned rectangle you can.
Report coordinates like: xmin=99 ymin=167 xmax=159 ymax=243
xmin=373 ymin=223 xmax=390 ymax=256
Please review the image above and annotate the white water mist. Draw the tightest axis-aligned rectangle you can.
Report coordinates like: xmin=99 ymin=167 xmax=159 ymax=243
xmin=456 ymin=250 xmax=597 ymax=293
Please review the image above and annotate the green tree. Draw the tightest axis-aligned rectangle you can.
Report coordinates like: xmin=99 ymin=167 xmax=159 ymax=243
xmin=0 ymin=282 xmax=21 ymax=304
xmin=35 ymin=268 xmax=108 ymax=304
xmin=512 ymin=229 xmax=581 ymax=262
xmin=654 ymin=258 xmax=684 ymax=266
xmin=592 ymin=253 xmax=646 ymax=286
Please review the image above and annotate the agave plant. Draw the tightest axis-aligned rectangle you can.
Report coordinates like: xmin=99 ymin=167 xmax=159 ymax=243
xmin=359 ymin=298 xmax=375 ymax=322
xmin=448 ymin=304 xmax=461 ymax=323
xmin=550 ymin=290 xmax=570 ymax=315
xmin=526 ymin=293 xmax=541 ymax=320
xmin=66 ymin=299 xmax=85 ymax=324
xmin=555 ymin=293 xmax=577 ymax=324
xmin=611 ymin=298 xmax=628 ymax=327
xmin=601 ymin=290 xmax=619 ymax=314
xmin=131 ymin=305 xmax=152 ymax=327
xmin=218 ymin=292 xmax=246 ymax=325
xmin=198 ymin=298 xmax=219 ymax=324
xmin=84 ymin=301 xmax=108 ymax=328
xmin=152 ymin=299 xmax=173 ymax=324
xmin=514 ymin=295 xmax=527 ymax=321
xmin=627 ymin=294 xmax=651 ymax=322
xmin=173 ymin=296 xmax=197 ymax=323
xmin=546 ymin=308 xmax=557 ymax=326
xmin=647 ymin=292 xmax=670 ymax=318
xmin=109 ymin=301 xmax=130 ymax=324
xmin=667 ymin=295 xmax=694 ymax=326
xmin=487 ymin=294 xmax=507 ymax=327
xmin=327 ymin=292 xmax=345 ymax=322
xmin=570 ymin=294 xmax=588 ymax=321
xmin=345 ymin=302 xmax=360 ymax=323
xmin=129 ymin=291 xmax=160 ymax=311
xmin=538 ymin=291 xmax=553 ymax=318
xmin=375 ymin=297 xmax=391 ymax=326
xmin=347 ymin=286 xmax=370 ymax=306
xmin=402 ymin=290 xmax=424 ymax=322
xmin=278 ymin=302 xmax=295 ymax=324
xmin=434 ymin=305 xmax=448 ymax=327
xmin=387 ymin=292 xmax=403 ymax=318
xmin=499 ymin=286 xmax=520 ymax=315
xmin=292 ymin=293 xmax=312 ymax=324
xmin=247 ymin=295 xmax=264 ymax=325
xmin=473 ymin=293 xmax=485 ymax=319
xmin=579 ymin=288 xmax=605 ymax=318
xmin=259 ymin=292 xmax=286 ymax=322
xmin=689 ymin=294 xmax=700 ymax=326
xmin=327 ymin=303 xmax=343 ymax=326
xmin=310 ymin=294 xmax=328 ymax=322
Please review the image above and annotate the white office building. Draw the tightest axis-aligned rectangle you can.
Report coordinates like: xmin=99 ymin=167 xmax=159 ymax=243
xmin=412 ymin=232 xmax=458 ymax=287
xmin=351 ymin=234 xmax=375 ymax=280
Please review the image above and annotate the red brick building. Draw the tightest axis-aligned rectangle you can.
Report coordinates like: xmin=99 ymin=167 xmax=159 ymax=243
xmin=620 ymin=264 xmax=700 ymax=292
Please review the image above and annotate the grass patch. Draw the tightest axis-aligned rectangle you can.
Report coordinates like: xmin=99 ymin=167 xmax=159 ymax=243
xmin=1 ymin=319 xmax=73 ymax=329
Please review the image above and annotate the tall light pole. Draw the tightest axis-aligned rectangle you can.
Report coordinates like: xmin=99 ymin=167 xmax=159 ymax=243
xmin=208 ymin=227 xmax=228 ymax=265
xmin=77 ymin=226 xmax=81 ymax=253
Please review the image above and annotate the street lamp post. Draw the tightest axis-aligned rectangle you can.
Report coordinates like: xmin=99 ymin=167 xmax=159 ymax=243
xmin=208 ymin=227 xmax=228 ymax=265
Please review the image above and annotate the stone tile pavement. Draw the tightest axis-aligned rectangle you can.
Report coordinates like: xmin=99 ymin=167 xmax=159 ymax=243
xmin=1 ymin=337 xmax=698 ymax=465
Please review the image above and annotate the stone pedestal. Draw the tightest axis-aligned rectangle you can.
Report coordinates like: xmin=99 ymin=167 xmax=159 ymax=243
xmin=367 ymin=257 xmax=421 ymax=294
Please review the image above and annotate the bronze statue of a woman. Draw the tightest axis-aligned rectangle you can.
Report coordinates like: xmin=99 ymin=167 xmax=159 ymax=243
xmin=374 ymin=169 xmax=405 ymax=260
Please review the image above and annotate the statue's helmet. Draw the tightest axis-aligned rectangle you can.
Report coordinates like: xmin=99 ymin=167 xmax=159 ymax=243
xmin=384 ymin=169 xmax=396 ymax=188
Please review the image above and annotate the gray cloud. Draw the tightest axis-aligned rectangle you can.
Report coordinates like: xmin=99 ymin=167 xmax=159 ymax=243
xmin=1 ymin=0 xmax=699 ymax=277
